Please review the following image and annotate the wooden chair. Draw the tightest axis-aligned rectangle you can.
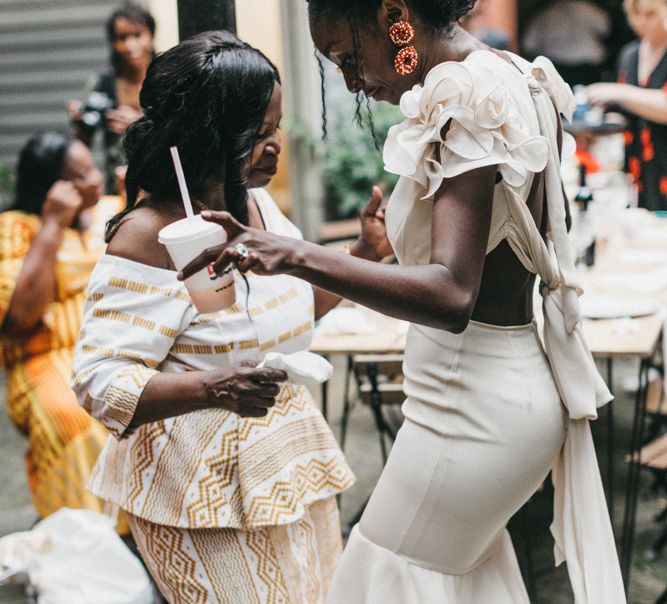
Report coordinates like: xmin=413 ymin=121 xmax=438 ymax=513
xmin=352 ymin=354 xmax=405 ymax=463
xmin=636 ymin=378 xmax=667 ymax=566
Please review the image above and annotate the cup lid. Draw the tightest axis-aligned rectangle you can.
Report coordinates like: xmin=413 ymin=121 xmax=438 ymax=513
xmin=158 ymin=215 xmax=223 ymax=245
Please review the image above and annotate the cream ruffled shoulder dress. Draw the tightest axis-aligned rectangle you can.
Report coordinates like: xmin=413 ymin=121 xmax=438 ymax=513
xmin=327 ymin=51 xmax=626 ymax=604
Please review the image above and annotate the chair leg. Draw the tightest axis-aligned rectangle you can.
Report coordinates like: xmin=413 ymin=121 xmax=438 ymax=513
xmin=370 ymin=404 xmax=389 ymax=463
xmin=367 ymin=363 xmax=391 ymax=463
xmin=339 ymin=355 xmax=355 ymax=452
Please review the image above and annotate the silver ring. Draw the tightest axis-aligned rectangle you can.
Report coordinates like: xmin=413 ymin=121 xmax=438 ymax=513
xmin=234 ymin=243 xmax=250 ymax=261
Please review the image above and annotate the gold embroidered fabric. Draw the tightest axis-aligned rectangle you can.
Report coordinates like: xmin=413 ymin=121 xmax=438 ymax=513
xmin=128 ymin=497 xmax=343 ymax=604
xmin=73 ymin=189 xmax=354 ymax=529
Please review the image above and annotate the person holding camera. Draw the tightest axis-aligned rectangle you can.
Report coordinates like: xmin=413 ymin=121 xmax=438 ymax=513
xmin=0 ymin=132 xmax=127 ymax=529
xmin=69 ymin=2 xmax=155 ymax=194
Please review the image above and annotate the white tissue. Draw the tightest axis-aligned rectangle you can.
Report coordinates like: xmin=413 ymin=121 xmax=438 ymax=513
xmin=258 ymin=351 xmax=334 ymax=386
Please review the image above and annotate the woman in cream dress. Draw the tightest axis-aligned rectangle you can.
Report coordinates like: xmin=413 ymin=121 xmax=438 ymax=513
xmin=180 ymin=1 xmax=626 ymax=601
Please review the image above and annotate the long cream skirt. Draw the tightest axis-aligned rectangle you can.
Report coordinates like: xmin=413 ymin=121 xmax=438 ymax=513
xmin=328 ymin=321 xmax=568 ymax=603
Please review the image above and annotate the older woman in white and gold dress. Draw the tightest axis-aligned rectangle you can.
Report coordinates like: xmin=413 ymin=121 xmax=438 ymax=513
xmin=71 ymin=31 xmax=388 ymax=603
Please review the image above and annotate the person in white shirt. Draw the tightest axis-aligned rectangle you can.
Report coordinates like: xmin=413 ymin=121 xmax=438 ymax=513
xmin=522 ymin=0 xmax=612 ymax=84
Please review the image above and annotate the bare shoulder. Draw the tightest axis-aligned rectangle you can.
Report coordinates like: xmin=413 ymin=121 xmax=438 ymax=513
xmin=106 ymin=204 xmax=180 ymax=270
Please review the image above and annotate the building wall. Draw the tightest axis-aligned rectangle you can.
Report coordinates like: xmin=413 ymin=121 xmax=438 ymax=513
xmin=236 ymin=0 xmax=292 ymax=213
xmin=0 ymin=0 xmax=178 ymax=181
xmin=0 ymin=0 xmax=119 ymax=173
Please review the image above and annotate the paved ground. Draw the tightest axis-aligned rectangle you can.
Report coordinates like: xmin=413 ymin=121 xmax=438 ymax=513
xmin=1 ymin=357 xmax=666 ymax=602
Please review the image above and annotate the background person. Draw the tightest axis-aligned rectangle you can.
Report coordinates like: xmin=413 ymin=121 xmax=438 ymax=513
xmin=587 ymin=0 xmax=667 ymax=210
xmin=69 ymin=2 xmax=155 ymax=194
xmin=522 ymin=0 xmax=612 ymax=85
xmin=0 ymin=132 xmax=125 ymax=529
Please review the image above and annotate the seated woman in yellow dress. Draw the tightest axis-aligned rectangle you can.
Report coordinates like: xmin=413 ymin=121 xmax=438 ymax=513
xmin=0 ymin=132 xmax=124 ymax=526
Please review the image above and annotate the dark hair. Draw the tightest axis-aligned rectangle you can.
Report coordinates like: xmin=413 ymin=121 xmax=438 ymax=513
xmin=307 ymin=0 xmax=476 ymax=31
xmin=106 ymin=2 xmax=156 ymax=76
xmin=106 ymin=30 xmax=281 ymax=241
xmin=12 ymin=132 xmax=71 ymax=215
xmin=308 ymin=0 xmax=475 ymax=138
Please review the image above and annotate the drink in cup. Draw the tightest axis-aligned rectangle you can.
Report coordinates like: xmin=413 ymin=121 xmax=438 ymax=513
xmin=158 ymin=215 xmax=236 ymax=313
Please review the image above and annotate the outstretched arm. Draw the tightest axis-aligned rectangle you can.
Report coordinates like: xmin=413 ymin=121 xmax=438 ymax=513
xmin=180 ymin=165 xmax=496 ymax=333
xmin=587 ymin=83 xmax=667 ymax=125
xmin=312 ymin=186 xmax=394 ymax=320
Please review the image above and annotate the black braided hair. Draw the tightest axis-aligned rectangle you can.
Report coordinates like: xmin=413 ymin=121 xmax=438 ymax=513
xmin=105 ymin=30 xmax=281 ymax=242
xmin=307 ymin=0 xmax=476 ymax=31
xmin=12 ymin=132 xmax=71 ymax=216
xmin=314 ymin=50 xmax=328 ymax=138
xmin=307 ymin=0 xmax=476 ymax=139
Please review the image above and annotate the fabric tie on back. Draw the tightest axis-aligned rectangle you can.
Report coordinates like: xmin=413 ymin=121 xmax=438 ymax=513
xmin=514 ymin=57 xmax=624 ymax=603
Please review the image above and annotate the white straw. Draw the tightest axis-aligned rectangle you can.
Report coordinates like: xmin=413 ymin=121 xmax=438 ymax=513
xmin=169 ymin=146 xmax=194 ymax=218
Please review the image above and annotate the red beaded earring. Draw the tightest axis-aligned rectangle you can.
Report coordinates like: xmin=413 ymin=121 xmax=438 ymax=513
xmin=389 ymin=20 xmax=419 ymax=76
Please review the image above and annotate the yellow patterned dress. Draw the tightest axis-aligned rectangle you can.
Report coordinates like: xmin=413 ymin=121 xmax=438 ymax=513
xmin=0 ymin=197 xmax=126 ymax=528
xmin=72 ymin=189 xmax=355 ymax=604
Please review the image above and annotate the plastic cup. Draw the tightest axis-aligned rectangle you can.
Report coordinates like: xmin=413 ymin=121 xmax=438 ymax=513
xmin=158 ymin=215 xmax=236 ymax=313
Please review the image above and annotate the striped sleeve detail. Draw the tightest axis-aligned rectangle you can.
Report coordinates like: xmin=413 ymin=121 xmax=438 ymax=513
xmin=96 ymin=364 xmax=158 ymax=438
xmin=72 ymin=255 xmax=192 ymax=438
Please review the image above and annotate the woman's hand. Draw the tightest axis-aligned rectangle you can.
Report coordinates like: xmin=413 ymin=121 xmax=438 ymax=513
xmin=42 ymin=180 xmax=83 ymax=229
xmin=352 ymin=185 xmax=393 ymax=261
xmin=202 ymin=362 xmax=288 ymax=417
xmin=67 ymin=100 xmax=83 ymax=122
xmin=105 ymin=105 xmax=141 ymax=134
xmin=586 ymin=83 xmax=627 ymax=107
xmin=177 ymin=211 xmax=300 ymax=280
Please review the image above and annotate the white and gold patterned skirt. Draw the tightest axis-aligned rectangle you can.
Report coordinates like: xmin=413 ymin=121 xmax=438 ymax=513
xmin=128 ymin=497 xmax=342 ymax=604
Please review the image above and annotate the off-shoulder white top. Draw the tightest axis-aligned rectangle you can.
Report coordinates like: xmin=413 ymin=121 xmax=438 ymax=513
xmin=72 ymin=188 xmax=354 ymax=530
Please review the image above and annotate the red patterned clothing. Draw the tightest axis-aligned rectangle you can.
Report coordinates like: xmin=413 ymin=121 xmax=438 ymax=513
xmin=618 ymin=41 xmax=667 ymax=210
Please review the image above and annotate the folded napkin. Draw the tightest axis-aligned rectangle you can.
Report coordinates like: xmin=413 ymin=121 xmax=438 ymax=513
xmin=315 ymin=307 xmax=378 ymax=336
xmin=258 ymin=351 xmax=334 ymax=387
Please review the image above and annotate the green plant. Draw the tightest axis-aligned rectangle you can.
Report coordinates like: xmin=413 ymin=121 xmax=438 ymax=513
xmin=322 ymin=101 xmax=402 ymax=219
xmin=0 ymin=161 xmax=15 ymax=210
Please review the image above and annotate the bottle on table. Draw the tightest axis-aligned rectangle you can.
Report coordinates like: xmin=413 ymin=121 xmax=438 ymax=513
xmin=574 ymin=162 xmax=597 ymax=267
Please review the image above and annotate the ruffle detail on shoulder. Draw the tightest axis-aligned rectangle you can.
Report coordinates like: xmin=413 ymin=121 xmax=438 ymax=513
xmin=384 ymin=56 xmax=549 ymax=199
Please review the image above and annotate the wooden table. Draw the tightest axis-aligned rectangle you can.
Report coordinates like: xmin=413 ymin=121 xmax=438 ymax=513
xmin=584 ymin=314 xmax=663 ymax=587
xmin=310 ymin=309 xmax=406 ymax=423
xmin=578 ymin=219 xmax=667 ymax=586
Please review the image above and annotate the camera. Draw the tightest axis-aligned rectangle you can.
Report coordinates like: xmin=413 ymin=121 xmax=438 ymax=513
xmin=79 ymin=91 xmax=115 ymax=137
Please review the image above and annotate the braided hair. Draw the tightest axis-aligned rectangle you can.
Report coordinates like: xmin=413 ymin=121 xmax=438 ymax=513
xmin=307 ymin=0 xmax=476 ymax=31
xmin=307 ymin=0 xmax=476 ymax=137
xmin=106 ymin=30 xmax=281 ymax=242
